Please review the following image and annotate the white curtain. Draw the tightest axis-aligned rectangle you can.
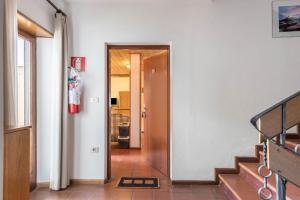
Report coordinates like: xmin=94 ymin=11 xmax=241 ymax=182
xmin=50 ymin=13 xmax=70 ymax=190
xmin=3 ymin=0 xmax=17 ymax=128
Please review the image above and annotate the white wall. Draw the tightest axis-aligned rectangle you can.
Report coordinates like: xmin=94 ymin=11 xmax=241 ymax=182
xmin=68 ymin=0 xmax=300 ymax=181
xmin=36 ymin=38 xmax=54 ymax=182
xmin=0 ymin=0 xmax=4 ymax=198
xmin=111 ymin=77 xmax=130 ymax=99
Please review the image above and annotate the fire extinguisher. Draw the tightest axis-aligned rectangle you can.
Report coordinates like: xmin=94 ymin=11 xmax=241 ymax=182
xmin=68 ymin=67 xmax=81 ymax=114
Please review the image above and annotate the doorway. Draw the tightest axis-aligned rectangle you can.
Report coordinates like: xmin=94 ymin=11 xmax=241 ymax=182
xmin=106 ymin=45 xmax=170 ymax=181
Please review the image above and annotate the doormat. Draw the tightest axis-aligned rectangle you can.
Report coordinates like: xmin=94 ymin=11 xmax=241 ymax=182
xmin=117 ymin=177 xmax=160 ymax=189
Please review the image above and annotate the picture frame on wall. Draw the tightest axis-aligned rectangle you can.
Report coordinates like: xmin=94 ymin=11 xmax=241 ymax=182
xmin=273 ymin=0 xmax=300 ymax=37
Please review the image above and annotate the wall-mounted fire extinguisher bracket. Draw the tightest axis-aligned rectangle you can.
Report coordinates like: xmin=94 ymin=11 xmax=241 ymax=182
xmin=68 ymin=67 xmax=81 ymax=114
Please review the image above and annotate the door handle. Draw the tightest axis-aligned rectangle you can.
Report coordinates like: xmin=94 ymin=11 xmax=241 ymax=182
xmin=142 ymin=106 xmax=147 ymax=118
xmin=142 ymin=111 xmax=146 ymax=118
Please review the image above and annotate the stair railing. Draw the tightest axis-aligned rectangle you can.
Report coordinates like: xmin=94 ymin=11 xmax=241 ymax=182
xmin=251 ymin=91 xmax=300 ymax=200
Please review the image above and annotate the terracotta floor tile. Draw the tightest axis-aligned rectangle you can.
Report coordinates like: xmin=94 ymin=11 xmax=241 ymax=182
xmin=31 ymin=148 xmax=228 ymax=200
xmin=30 ymin=190 xmax=70 ymax=200
xmin=66 ymin=191 xmax=97 ymax=200
xmin=171 ymin=184 xmax=193 ymax=193
xmin=191 ymin=186 xmax=224 ymax=200
xmin=110 ymin=190 xmax=132 ymax=200
xmin=172 ymin=192 xmax=194 ymax=200
xmin=132 ymin=190 xmax=154 ymax=200
xmin=159 ymin=179 xmax=172 ymax=191
xmin=153 ymin=191 xmax=173 ymax=200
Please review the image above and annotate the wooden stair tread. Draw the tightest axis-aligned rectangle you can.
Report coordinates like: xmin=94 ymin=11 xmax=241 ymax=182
xmin=239 ymin=162 xmax=300 ymax=199
xmin=219 ymin=174 xmax=260 ymax=200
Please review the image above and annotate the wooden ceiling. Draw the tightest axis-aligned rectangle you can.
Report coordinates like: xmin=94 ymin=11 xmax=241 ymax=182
xmin=110 ymin=49 xmax=167 ymax=76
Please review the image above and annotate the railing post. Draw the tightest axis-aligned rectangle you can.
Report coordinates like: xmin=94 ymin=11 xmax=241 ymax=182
xmin=276 ymin=175 xmax=286 ymax=200
xmin=276 ymin=104 xmax=287 ymax=200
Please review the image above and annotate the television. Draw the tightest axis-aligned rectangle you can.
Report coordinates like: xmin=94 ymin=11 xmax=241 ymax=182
xmin=111 ymin=98 xmax=118 ymax=106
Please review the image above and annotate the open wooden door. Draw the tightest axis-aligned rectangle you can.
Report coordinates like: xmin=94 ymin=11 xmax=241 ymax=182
xmin=144 ymin=52 xmax=169 ymax=176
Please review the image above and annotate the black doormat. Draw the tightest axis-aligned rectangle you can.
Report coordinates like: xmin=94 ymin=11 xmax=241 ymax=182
xmin=117 ymin=177 xmax=160 ymax=189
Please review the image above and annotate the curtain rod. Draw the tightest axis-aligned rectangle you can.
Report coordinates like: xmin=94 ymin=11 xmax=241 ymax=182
xmin=46 ymin=0 xmax=67 ymax=17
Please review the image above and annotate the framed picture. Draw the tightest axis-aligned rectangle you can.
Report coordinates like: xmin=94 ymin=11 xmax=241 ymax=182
xmin=273 ymin=0 xmax=300 ymax=37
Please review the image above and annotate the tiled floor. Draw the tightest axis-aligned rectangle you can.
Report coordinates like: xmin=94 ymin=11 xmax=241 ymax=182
xmin=30 ymin=148 xmax=228 ymax=200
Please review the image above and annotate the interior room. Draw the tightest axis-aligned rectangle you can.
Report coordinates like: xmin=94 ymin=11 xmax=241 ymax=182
xmin=109 ymin=48 xmax=169 ymax=182
xmin=1 ymin=0 xmax=300 ymax=200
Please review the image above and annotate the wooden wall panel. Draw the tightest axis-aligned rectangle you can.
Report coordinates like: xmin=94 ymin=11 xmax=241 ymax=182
xmin=286 ymin=95 xmax=300 ymax=129
xmin=119 ymin=91 xmax=130 ymax=109
xmin=4 ymin=127 xmax=31 ymax=200
xmin=268 ymin=141 xmax=300 ymax=187
xmin=119 ymin=91 xmax=130 ymax=116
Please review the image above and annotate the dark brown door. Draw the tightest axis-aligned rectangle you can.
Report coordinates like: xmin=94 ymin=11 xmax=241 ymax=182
xmin=144 ymin=52 xmax=168 ymax=176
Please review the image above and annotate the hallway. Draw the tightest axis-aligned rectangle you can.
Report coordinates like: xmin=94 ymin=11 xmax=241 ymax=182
xmin=30 ymin=148 xmax=228 ymax=200
xmin=110 ymin=147 xmax=167 ymax=179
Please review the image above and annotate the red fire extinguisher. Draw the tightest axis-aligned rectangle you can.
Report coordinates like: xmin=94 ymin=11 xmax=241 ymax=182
xmin=68 ymin=67 xmax=81 ymax=114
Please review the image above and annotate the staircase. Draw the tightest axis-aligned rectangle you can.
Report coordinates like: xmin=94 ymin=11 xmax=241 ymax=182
xmin=217 ymin=91 xmax=300 ymax=200
xmin=218 ymin=137 xmax=300 ymax=200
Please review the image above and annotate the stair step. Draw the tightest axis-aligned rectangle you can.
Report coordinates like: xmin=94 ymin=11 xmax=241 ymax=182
xmin=239 ymin=162 xmax=300 ymax=200
xmin=219 ymin=174 xmax=260 ymax=200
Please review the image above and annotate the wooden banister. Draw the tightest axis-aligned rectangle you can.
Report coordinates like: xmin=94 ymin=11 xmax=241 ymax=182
xmin=251 ymin=91 xmax=300 ymax=139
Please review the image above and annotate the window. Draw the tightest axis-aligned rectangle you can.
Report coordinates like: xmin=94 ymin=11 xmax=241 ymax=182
xmin=16 ymin=35 xmax=31 ymax=127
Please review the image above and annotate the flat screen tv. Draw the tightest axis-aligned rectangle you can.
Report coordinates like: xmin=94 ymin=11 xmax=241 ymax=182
xmin=111 ymin=98 xmax=118 ymax=106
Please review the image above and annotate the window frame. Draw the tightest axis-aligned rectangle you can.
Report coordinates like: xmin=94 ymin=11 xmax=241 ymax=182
xmin=18 ymin=30 xmax=37 ymax=191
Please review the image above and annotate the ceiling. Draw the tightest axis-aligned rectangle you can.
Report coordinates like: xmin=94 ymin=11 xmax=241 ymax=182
xmin=109 ymin=49 xmax=167 ymax=76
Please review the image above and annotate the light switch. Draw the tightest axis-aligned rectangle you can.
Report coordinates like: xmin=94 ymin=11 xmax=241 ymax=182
xmin=89 ymin=97 xmax=99 ymax=103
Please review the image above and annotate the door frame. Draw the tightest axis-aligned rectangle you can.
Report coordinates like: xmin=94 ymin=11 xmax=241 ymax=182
xmin=105 ymin=43 xmax=172 ymax=181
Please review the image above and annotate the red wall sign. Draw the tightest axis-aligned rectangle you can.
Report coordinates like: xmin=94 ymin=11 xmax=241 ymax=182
xmin=71 ymin=57 xmax=86 ymax=72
